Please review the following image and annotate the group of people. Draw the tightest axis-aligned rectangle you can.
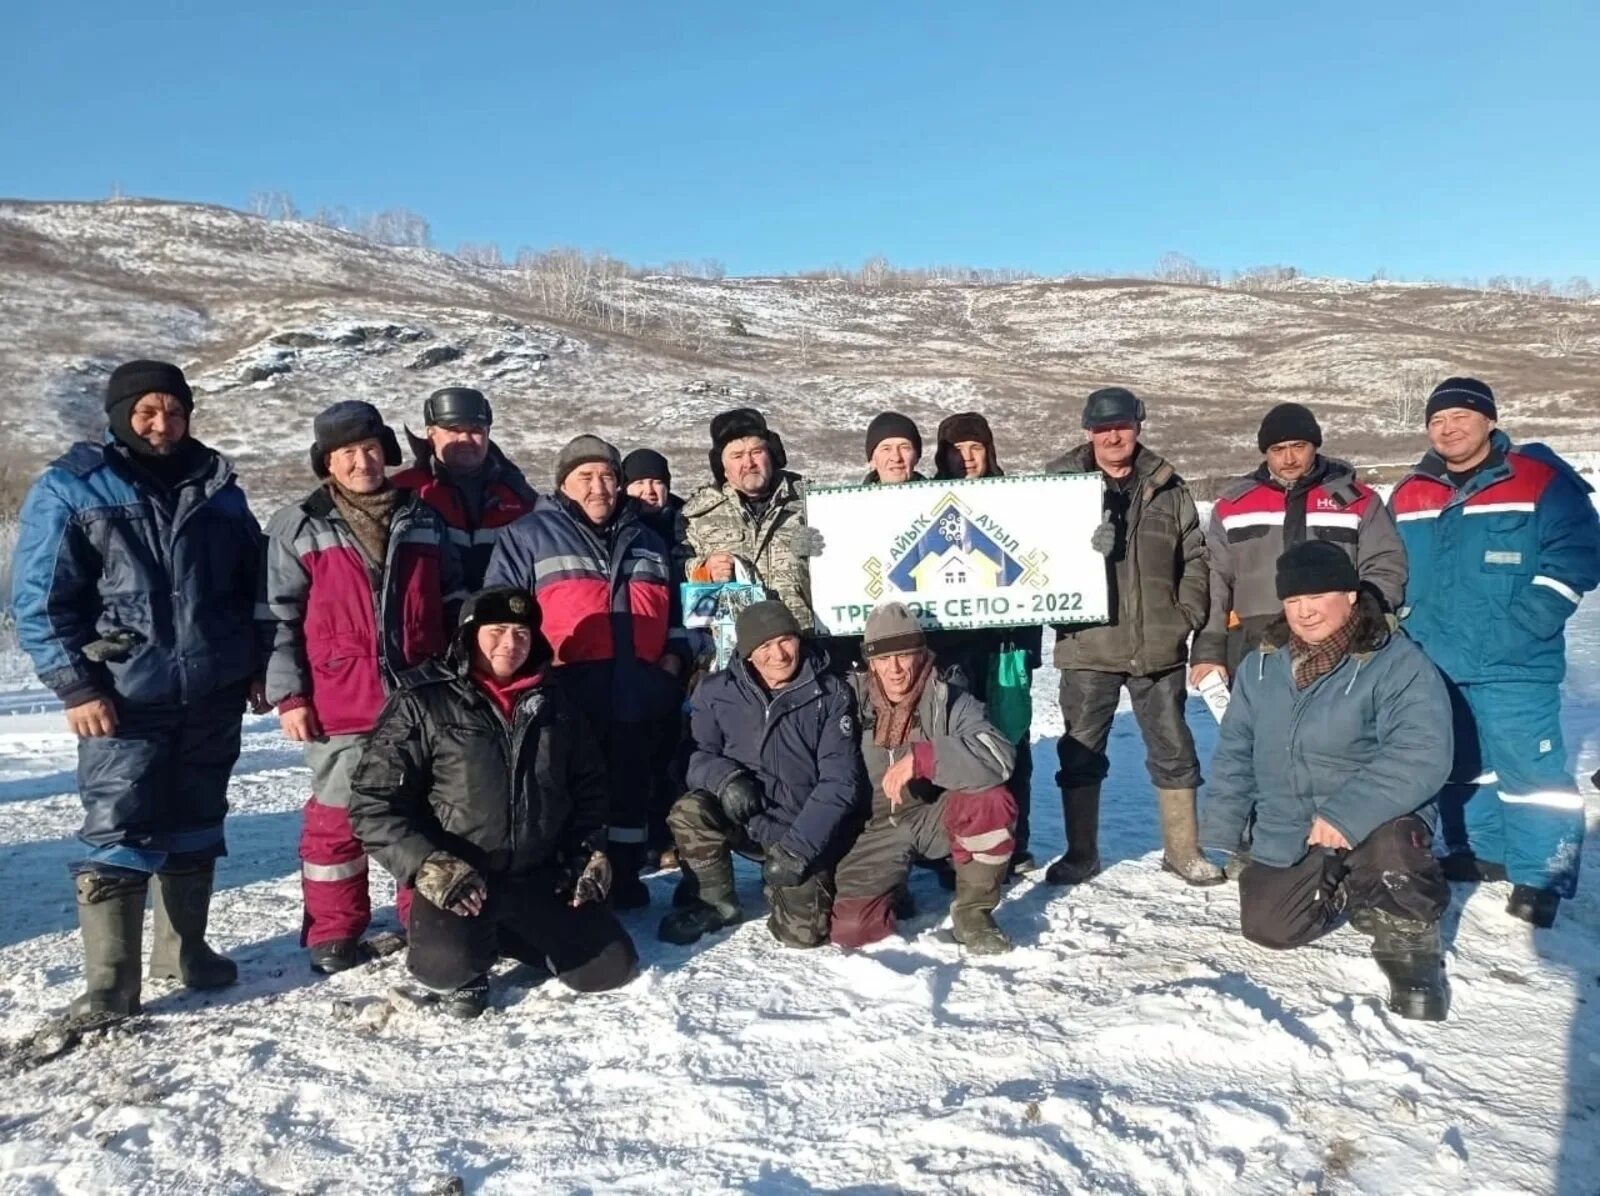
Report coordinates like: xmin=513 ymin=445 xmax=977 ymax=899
xmin=12 ymin=358 xmax=1598 ymax=1026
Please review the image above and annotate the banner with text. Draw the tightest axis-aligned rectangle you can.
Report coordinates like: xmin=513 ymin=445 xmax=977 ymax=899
xmin=805 ymin=473 xmax=1108 ymax=635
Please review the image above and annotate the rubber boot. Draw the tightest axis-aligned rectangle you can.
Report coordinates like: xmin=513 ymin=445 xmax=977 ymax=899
xmin=1507 ymin=884 xmax=1560 ymax=928
xmin=657 ymin=855 xmax=743 ymax=945
xmin=1440 ymin=850 xmax=1507 ymax=884
xmin=950 ymin=861 xmax=1012 ymax=955
xmin=1369 ymin=910 xmax=1449 ymax=1022
xmin=1044 ymin=784 xmax=1102 ymax=885
xmin=607 ymin=841 xmax=651 ymax=911
xmin=70 ymin=872 xmax=148 ymax=1025
xmin=309 ymin=938 xmax=364 ymax=974
xmin=148 ymin=865 xmax=238 ymax=989
xmin=1157 ymin=787 xmax=1225 ymax=886
xmin=441 ymin=974 xmax=490 ymax=1020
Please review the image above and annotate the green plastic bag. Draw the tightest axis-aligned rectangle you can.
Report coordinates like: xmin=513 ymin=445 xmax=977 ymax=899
xmin=985 ymin=647 xmax=1033 ymax=745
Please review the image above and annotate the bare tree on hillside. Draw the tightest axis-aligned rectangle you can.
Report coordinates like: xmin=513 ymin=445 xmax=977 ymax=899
xmin=456 ymin=242 xmax=504 ymax=267
xmin=249 ymin=191 xmax=298 ymax=221
xmin=1383 ymin=364 xmax=1435 ymax=430
xmin=1154 ymin=252 xmax=1221 ymax=286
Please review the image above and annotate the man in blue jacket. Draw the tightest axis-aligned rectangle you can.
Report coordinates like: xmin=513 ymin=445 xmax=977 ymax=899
xmin=12 ymin=360 xmax=267 ymax=1023
xmin=658 ymin=601 xmax=867 ymax=948
xmin=1202 ymin=542 xmax=1454 ymax=1021
xmin=1390 ymin=378 xmax=1600 ymax=928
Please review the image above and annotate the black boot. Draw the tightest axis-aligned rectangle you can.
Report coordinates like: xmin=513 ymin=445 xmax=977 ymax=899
xmin=441 ymin=974 xmax=490 ymax=1020
xmin=1440 ymin=850 xmax=1507 ymax=884
xmin=1045 ymin=784 xmax=1102 ymax=885
xmin=1507 ymin=884 xmax=1560 ymax=928
xmin=657 ymin=857 xmax=742 ymax=945
xmin=148 ymin=865 xmax=238 ymax=989
xmin=309 ymin=938 xmax=364 ymax=974
xmin=1369 ymin=910 xmax=1449 ymax=1022
xmin=70 ymin=872 xmax=148 ymax=1025
xmin=608 ymin=842 xmax=651 ymax=911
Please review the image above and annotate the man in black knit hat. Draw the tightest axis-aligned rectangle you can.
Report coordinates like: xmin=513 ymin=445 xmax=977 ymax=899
xmin=13 ymin=360 xmax=268 ymax=1023
xmin=683 ymin=408 xmax=823 ymax=633
xmin=1195 ymin=402 xmax=1407 ymax=682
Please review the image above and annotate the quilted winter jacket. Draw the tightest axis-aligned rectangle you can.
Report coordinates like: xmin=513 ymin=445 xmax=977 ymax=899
xmin=390 ymin=442 xmax=538 ymax=592
xmin=12 ymin=437 xmax=263 ymax=707
xmin=260 ymin=485 xmax=466 ymax=736
xmin=1201 ymin=595 xmax=1453 ymax=869
xmin=682 ymin=471 xmax=815 ymax=630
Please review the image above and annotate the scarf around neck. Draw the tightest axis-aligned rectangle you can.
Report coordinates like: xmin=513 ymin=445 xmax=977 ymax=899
xmin=867 ymin=651 xmax=934 ymax=750
xmin=329 ymin=481 xmax=400 ymax=568
xmin=1289 ymin=616 xmax=1359 ymax=690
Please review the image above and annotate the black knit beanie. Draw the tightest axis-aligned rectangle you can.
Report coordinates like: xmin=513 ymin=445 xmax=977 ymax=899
xmin=735 ymin=600 xmax=803 ymax=659
xmin=1257 ymin=403 xmax=1323 ymax=453
xmin=105 ymin=360 xmax=195 ymax=457
xmin=623 ymin=448 xmax=671 ymax=487
xmin=865 ymin=411 xmax=922 ymax=461
xmin=1424 ymin=377 xmax=1497 ymax=424
xmin=1276 ymin=540 xmax=1360 ymax=599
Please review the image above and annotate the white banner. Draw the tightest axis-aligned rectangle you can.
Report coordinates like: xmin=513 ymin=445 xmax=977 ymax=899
xmin=805 ymin=473 xmax=1108 ymax=635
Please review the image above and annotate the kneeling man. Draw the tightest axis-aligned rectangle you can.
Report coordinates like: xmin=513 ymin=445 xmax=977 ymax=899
xmin=1202 ymin=542 xmax=1454 ymax=1020
xmin=660 ymin=601 xmax=866 ymax=948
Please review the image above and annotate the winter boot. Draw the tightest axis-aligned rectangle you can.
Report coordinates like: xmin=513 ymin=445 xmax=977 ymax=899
xmin=309 ymin=938 xmax=364 ymax=975
xmin=1157 ymin=788 xmax=1225 ymax=886
xmin=657 ymin=856 xmax=742 ymax=945
xmin=1440 ymin=850 xmax=1508 ymax=884
xmin=70 ymin=872 xmax=148 ymax=1025
xmin=1369 ymin=910 xmax=1448 ymax=1021
xmin=1008 ymin=849 xmax=1037 ymax=878
xmin=607 ymin=842 xmax=651 ymax=911
xmin=148 ymin=865 xmax=238 ymax=989
xmin=950 ymin=862 xmax=1012 ymax=956
xmin=891 ymin=883 xmax=917 ymax=921
xmin=441 ymin=974 xmax=490 ymax=1020
xmin=1507 ymin=884 xmax=1560 ymax=929
xmin=1044 ymin=784 xmax=1102 ymax=885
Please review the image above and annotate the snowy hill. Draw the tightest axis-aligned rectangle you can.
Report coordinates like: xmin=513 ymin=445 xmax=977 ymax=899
xmin=3 ymin=198 xmax=1598 ymax=513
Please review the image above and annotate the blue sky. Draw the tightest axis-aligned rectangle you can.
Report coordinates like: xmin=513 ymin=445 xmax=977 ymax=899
xmin=4 ymin=1 xmax=1596 ymax=280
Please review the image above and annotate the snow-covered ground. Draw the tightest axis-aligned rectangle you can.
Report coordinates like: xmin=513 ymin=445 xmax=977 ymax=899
xmin=1 ymin=598 xmax=1596 ymax=1195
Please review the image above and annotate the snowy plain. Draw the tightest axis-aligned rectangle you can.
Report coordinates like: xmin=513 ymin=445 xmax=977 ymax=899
xmin=0 ymin=597 xmax=1596 ymax=1195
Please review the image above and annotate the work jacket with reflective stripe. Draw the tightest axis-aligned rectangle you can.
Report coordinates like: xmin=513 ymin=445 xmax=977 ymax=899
xmin=484 ymin=494 xmax=684 ymax=723
xmin=390 ymin=442 xmax=538 ymax=592
xmin=1388 ymin=432 xmax=1600 ymax=686
xmin=1195 ymin=457 xmax=1407 ymax=664
xmin=260 ymin=485 xmax=466 ymax=736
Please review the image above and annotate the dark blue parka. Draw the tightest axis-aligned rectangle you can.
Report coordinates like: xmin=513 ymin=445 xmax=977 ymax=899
xmin=686 ymin=650 xmax=868 ymax=867
xmin=12 ymin=438 xmax=263 ymax=708
xmin=1201 ymin=596 xmax=1453 ymax=869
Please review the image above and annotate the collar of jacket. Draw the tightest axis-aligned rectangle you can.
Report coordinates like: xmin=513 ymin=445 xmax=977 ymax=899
xmin=552 ymin=491 xmax=642 ymax=535
xmin=684 ymin=471 xmax=803 ymax=519
xmin=1405 ymin=429 xmax=1513 ymax=491
xmin=405 ymin=433 xmax=530 ymax=493
xmin=81 ymin=434 xmax=233 ymax=494
xmin=849 ymin=667 xmax=952 ymax=735
xmin=1051 ymin=442 xmax=1177 ymax=497
xmin=300 ymin=480 xmax=423 ymax=520
xmin=1256 ymin=590 xmax=1392 ymax=660
xmin=729 ymin=648 xmax=828 ymax=708
xmin=861 ymin=469 xmax=928 ymax=485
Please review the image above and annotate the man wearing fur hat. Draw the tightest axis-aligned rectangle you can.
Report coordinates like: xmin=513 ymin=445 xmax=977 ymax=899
xmin=683 ymin=408 xmax=822 ymax=631
xmin=830 ymin=603 xmax=1019 ymax=955
xmin=1193 ymin=402 xmax=1407 ymax=683
xmin=485 ymin=434 xmax=690 ymax=908
xmin=260 ymin=400 xmax=466 ymax=974
xmin=14 ymin=360 xmax=267 ymax=1023
xmin=392 ymin=387 xmax=538 ymax=592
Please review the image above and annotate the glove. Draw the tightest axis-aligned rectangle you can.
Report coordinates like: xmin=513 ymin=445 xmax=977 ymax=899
xmin=568 ymin=850 xmax=613 ymax=906
xmin=762 ymin=842 xmax=807 ymax=890
xmin=717 ymin=771 xmax=766 ymax=824
xmin=415 ymin=851 xmax=487 ymax=916
xmin=1089 ymin=519 xmax=1117 ymax=556
xmin=789 ymin=525 xmax=826 ymax=558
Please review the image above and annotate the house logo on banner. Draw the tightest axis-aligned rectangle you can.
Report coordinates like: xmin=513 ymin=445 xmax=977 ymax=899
xmin=882 ymin=496 xmax=1031 ymax=594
